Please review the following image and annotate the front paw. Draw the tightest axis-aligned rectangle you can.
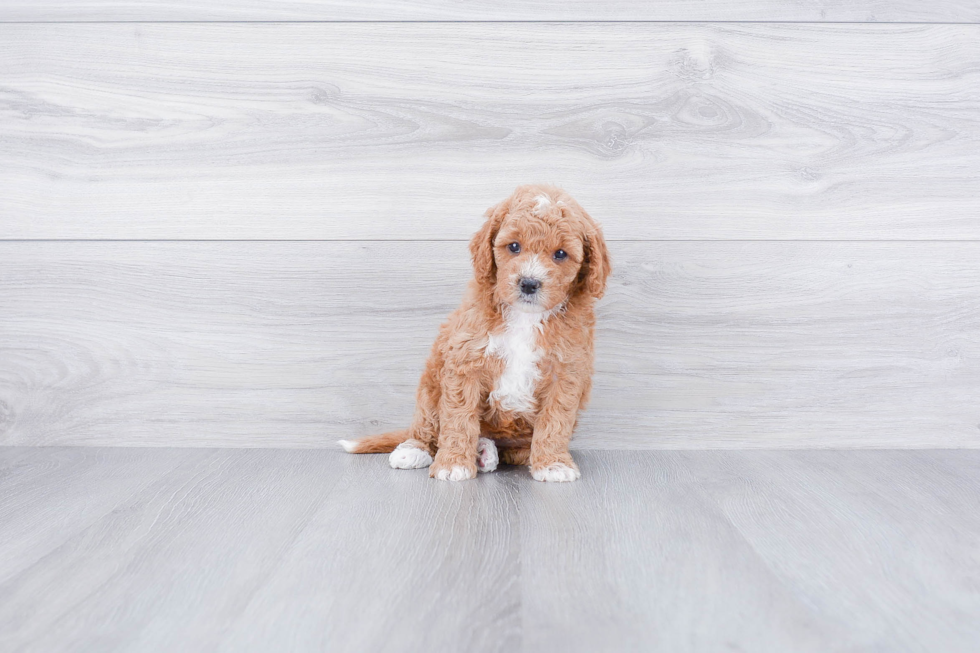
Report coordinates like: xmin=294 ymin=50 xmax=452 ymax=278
xmin=429 ymin=451 xmax=477 ymax=481
xmin=531 ymin=458 xmax=581 ymax=483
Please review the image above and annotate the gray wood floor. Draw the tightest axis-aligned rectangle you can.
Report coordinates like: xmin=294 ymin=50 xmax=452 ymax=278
xmin=1 ymin=447 xmax=978 ymax=652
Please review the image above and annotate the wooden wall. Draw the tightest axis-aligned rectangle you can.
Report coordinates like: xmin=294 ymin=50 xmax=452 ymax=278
xmin=1 ymin=3 xmax=978 ymax=448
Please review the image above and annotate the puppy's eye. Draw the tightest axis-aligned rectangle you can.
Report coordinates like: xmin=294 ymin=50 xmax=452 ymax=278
xmin=508 ymin=242 xmax=521 ymax=254
xmin=553 ymin=249 xmax=568 ymax=261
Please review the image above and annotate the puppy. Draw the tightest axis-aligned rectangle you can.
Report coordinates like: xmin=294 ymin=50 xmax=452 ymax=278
xmin=339 ymin=184 xmax=610 ymax=482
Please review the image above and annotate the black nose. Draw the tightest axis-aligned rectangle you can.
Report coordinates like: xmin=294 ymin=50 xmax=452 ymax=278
xmin=520 ymin=278 xmax=541 ymax=295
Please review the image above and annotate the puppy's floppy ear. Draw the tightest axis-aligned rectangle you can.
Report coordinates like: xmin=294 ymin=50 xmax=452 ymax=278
xmin=580 ymin=218 xmax=611 ymax=299
xmin=470 ymin=198 xmax=509 ymax=292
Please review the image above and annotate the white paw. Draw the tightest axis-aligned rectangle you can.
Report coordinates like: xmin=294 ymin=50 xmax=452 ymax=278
xmin=531 ymin=463 xmax=581 ymax=483
xmin=434 ymin=465 xmax=476 ymax=482
xmin=476 ymin=437 xmax=499 ymax=473
xmin=388 ymin=442 xmax=433 ymax=469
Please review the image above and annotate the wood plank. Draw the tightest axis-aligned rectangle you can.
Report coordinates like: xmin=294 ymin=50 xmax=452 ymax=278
xmin=4 ymin=449 xmax=978 ymax=651
xmin=0 ymin=0 xmax=976 ymax=22
xmin=689 ymin=450 xmax=980 ymax=651
xmin=1 ymin=241 xmax=978 ymax=449
xmin=1 ymin=23 xmax=979 ymax=239
xmin=0 ymin=448 xmax=349 ymax=651
xmin=0 ymin=447 xmax=192 ymax=585
xmin=520 ymin=451 xmax=842 ymax=651
xmin=217 ymin=451 xmax=520 ymax=652
xmin=520 ymin=450 xmax=980 ymax=652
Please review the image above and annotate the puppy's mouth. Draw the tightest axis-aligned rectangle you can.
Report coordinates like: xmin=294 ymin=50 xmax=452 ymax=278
xmin=513 ymin=291 xmax=545 ymax=313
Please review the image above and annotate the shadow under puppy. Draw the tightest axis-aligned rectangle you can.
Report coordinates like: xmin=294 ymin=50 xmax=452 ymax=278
xmin=340 ymin=184 xmax=610 ymax=482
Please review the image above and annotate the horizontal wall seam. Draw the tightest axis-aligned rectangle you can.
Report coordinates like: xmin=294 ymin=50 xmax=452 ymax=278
xmin=3 ymin=239 xmax=980 ymax=244
xmin=0 ymin=20 xmax=977 ymax=26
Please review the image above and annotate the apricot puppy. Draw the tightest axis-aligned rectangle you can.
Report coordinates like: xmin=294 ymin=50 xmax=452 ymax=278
xmin=340 ymin=184 xmax=610 ymax=482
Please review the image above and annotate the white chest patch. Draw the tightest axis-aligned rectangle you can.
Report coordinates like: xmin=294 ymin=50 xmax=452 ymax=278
xmin=485 ymin=309 xmax=545 ymax=414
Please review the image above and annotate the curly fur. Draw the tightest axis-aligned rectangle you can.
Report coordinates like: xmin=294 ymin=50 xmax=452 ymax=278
xmin=341 ymin=184 xmax=610 ymax=482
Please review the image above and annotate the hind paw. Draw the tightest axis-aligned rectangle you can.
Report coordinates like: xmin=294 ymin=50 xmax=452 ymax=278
xmin=388 ymin=441 xmax=433 ymax=469
xmin=476 ymin=437 xmax=499 ymax=473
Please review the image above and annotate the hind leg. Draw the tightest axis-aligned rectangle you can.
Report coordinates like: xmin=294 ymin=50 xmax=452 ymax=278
xmin=390 ymin=359 xmax=440 ymax=470
xmin=407 ymin=385 xmax=439 ymax=453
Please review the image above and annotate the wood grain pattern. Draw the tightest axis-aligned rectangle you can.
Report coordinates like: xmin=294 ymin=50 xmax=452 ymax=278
xmin=1 ymin=23 xmax=978 ymax=239
xmin=218 ymin=450 xmax=521 ymax=652
xmin=520 ymin=450 xmax=980 ymax=652
xmin=0 ymin=447 xmax=192 ymax=586
xmin=520 ymin=451 xmax=839 ymax=651
xmin=690 ymin=450 xmax=980 ymax=651
xmin=0 ymin=448 xmax=349 ymax=651
xmin=3 ymin=448 xmax=979 ymax=651
xmin=2 ymin=241 xmax=978 ymax=449
xmin=0 ymin=0 xmax=977 ymax=22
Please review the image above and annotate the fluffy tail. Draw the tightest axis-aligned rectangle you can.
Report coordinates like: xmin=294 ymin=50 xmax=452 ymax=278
xmin=338 ymin=429 xmax=411 ymax=454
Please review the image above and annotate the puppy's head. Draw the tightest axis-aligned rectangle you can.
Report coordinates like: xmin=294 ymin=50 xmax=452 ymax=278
xmin=470 ymin=184 xmax=610 ymax=314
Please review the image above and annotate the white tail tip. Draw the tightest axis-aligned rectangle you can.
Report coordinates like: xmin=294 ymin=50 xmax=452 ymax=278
xmin=338 ymin=439 xmax=357 ymax=453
